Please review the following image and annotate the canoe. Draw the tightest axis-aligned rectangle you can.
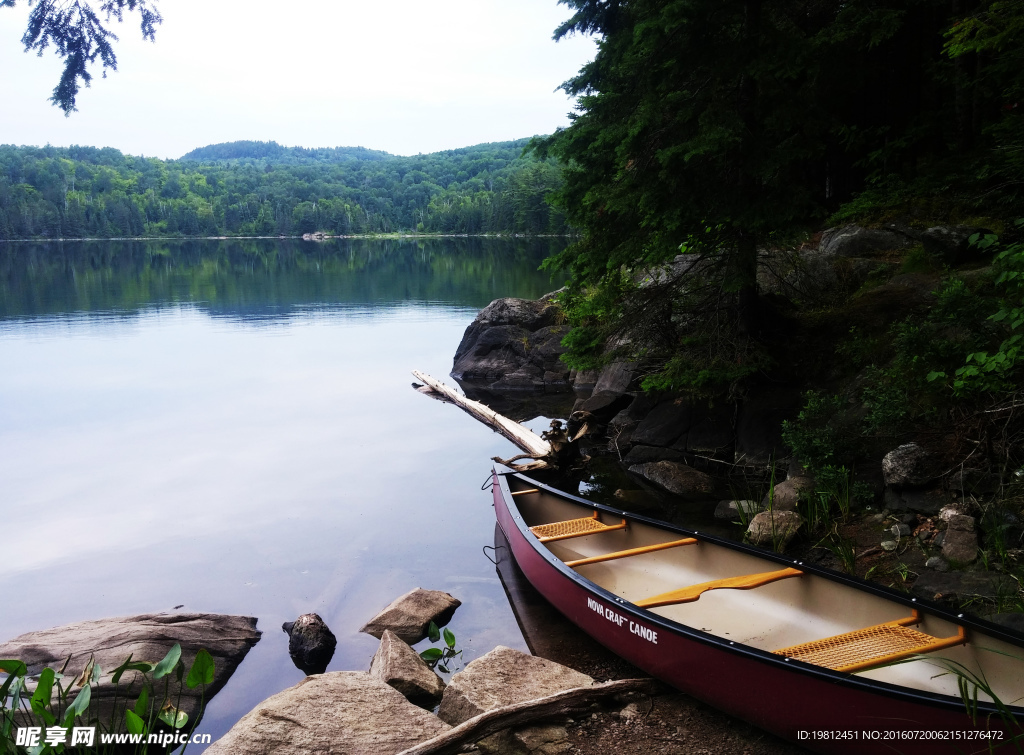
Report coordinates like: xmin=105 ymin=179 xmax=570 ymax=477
xmin=490 ymin=468 xmax=1024 ymax=754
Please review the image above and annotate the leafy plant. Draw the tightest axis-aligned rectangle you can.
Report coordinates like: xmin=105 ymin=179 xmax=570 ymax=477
xmin=418 ymin=622 xmax=462 ymax=674
xmin=1 ymin=644 xmax=215 ymax=754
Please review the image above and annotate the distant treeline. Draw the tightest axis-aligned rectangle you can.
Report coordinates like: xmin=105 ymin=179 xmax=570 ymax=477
xmin=0 ymin=139 xmax=568 ymax=240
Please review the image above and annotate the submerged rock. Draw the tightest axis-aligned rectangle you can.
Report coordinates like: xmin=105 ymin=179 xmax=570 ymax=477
xmin=282 ymin=613 xmax=336 ymax=675
xmin=627 ymin=460 xmax=715 ymax=499
xmin=205 ymin=672 xmax=450 ymax=755
xmin=369 ymin=629 xmax=445 ymax=707
xmin=437 ymin=645 xmax=593 ymax=726
xmin=360 ymin=588 xmax=462 ymax=644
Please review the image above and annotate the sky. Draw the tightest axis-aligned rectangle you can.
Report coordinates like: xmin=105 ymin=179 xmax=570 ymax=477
xmin=0 ymin=0 xmax=596 ymax=159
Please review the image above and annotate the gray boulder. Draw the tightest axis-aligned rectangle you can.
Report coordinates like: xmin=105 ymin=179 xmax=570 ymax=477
xmin=437 ymin=645 xmax=593 ymax=726
xmin=0 ymin=613 xmax=260 ymax=726
xmin=761 ymin=477 xmax=813 ymax=512
xmin=205 ymin=672 xmax=450 ymax=755
xmin=882 ymin=443 xmax=934 ymax=486
xmin=451 ymin=296 xmax=571 ymax=391
xmin=820 ymin=224 xmax=916 ymax=258
xmin=282 ymin=613 xmax=336 ymax=675
xmin=942 ymin=514 xmax=979 ymax=564
xmin=921 ymin=225 xmax=985 ymax=264
xmin=627 ymin=460 xmax=715 ymax=499
xmin=746 ymin=510 xmax=803 ymax=550
xmin=360 ymin=588 xmax=461 ymax=644
xmin=369 ymin=629 xmax=445 ymax=707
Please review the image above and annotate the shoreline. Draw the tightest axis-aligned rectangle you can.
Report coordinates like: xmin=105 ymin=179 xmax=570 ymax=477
xmin=0 ymin=232 xmax=577 ymax=244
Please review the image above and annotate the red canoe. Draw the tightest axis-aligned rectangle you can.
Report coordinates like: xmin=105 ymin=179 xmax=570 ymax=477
xmin=491 ymin=468 xmax=1024 ymax=754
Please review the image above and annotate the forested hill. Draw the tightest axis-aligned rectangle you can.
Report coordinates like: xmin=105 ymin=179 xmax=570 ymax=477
xmin=0 ymin=138 xmax=566 ymax=239
xmin=179 ymin=141 xmax=395 ymax=164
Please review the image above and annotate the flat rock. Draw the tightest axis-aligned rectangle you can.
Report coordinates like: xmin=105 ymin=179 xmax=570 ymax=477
xmin=369 ymin=629 xmax=445 ymax=706
xmin=437 ymin=645 xmax=593 ymax=726
xmin=282 ymin=613 xmax=336 ymax=675
xmin=205 ymin=671 xmax=450 ymax=755
xmin=0 ymin=613 xmax=260 ymax=725
xmin=627 ymin=461 xmax=715 ymax=499
xmin=360 ymin=588 xmax=461 ymax=644
xmin=746 ymin=510 xmax=803 ymax=550
xmin=714 ymin=500 xmax=760 ymax=521
xmin=761 ymin=477 xmax=813 ymax=512
xmin=882 ymin=443 xmax=933 ymax=487
xmin=911 ymin=571 xmax=1011 ymax=604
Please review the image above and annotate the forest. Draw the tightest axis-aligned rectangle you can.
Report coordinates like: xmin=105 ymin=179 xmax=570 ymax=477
xmin=0 ymin=139 xmax=568 ymax=240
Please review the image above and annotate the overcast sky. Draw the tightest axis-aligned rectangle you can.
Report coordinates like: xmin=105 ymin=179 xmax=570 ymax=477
xmin=0 ymin=0 xmax=596 ymax=159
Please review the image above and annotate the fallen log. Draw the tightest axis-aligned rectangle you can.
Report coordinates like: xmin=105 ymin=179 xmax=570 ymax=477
xmin=395 ymin=678 xmax=662 ymax=755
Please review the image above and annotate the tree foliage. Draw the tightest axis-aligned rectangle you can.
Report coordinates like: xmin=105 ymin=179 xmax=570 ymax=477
xmin=1 ymin=0 xmax=161 ymax=114
xmin=539 ymin=0 xmax=1024 ymax=394
xmin=0 ymin=139 xmax=567 ymax=239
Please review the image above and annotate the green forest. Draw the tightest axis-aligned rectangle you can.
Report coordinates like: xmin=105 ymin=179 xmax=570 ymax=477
xmin=0 ymin=139 xmax=567 ymax=240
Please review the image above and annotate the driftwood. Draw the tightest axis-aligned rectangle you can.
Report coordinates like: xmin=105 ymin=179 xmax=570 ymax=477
xmin=395 ymin=678 xmax=662 ymax=755
xmin=412 ymin=371 xmax=590 ymax=471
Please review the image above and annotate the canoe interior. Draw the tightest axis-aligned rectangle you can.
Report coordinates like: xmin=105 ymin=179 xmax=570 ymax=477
xmin=504 ymin=475 xmax=1024 ymax=710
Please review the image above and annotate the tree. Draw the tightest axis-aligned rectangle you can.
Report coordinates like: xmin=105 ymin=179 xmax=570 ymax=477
xmin=1 ymin=0 xmax=162 ymax=114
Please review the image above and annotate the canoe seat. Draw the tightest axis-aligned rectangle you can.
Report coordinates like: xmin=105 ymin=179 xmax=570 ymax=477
xmin=635 ymin=567 xmax=804 ymax=608
xmin=773 ymin=610 xmax=968 ymax=673
xmin=530 ymin=511 xmax=627 ymax=543
xmin=566 ymin=538 xmax=699 ymax=568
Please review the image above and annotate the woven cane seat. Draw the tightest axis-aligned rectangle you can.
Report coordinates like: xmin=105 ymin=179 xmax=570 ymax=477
xmin=530 ymin=514 xmax=627 ymax=542
xmin=773 ymin=613 xmax=967 ymax=673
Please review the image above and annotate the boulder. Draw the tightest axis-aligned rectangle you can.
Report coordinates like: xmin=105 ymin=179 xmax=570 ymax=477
xmin=746 ymin=510 xmax=803 ymax=550
xmin=0 ymin=613 xmax=260 ymax=726
xmin=631 ymin=398 xmax=690 ymax=447
xmin=476 ymin=724 xmax=572 ymax=755
xmin=883 ymin=486 xmax=946 ymax=515
xmin=882 ymin=443 xmax=934 ymax=487
xmin=282 ymin=613 xmax=336 ymax=675
xmin=942 ymin=514 xmax=979 ymax=564
xmin=920 ymin=225 xmax=986 ymax=264
xmin=819 ymin=224 xmax=916 ymax=258
xmin=574 ymin=389 xmax=633 ymax=422
xmin=627 ymin=461 xmax=715 ymax=499
xmin=592 ymin=361 xmax=638 ymax=395
xmin=360 ymin=588 xmax=461 ymax=644
xmin=451 ymin=296 xmax=571 ymax=392
xmin=761 ymin=477 xmax=813 ymax=512
xmin=369 ymin=629 xmax=445 ymax=707
xmin=437 ymin=645 xmax=593 ymax=726
xmin=205 ymin=672 xmax=450 ymax=755
xmin=714 ymin=499 xmax=760 ymax=521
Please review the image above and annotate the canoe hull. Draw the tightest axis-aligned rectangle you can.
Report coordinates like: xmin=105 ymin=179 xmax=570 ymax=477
xmin=492 ymin=471 xmax=1020 ymax=755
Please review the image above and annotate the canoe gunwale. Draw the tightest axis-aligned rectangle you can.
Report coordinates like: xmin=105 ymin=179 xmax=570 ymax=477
xmin=493 ymin=467 xmax=1024 ymax=720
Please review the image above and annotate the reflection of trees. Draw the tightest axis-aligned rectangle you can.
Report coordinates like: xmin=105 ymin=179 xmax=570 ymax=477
xmin=0 ymin=238 xmax=567 ymax=319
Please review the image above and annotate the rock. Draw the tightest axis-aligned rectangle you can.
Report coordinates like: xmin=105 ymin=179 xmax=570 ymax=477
xmin=575 ymin=390 xmax=633 ymax=422
xmin=631 ymin=398 xmax=690 ymax=447
xmin=884 ymin=486 xmax=946 ymax=515
xmin=891 ymin=523 xmax=912 ymax=538
xmin=593 ymin=361 xmax=638 ymax=395
xmin=746 ymin=510 xmax=803 ymax=550
xmin=942 ymin=528 xmax=979 ymax=564
xmin=947 ymin=513 xmax=976 ymax=532
xmin=761 ymin=477 xmax=813 ymax=512
xmin=920 ymin=225 xmax=986 ymax=264
xmin=512 ymin=724 xmax=572 ymax=755
xmin=0 ymin=613 xmax=260 ymax=726
xmin=925 ymin=556 xmax=949 ymax=572
xmin=622 ymin=444 xmax=686 ymax=465
xmin=437 ymin=645 xmax=593 ymax=726
xmin=360 ymin=588 xmax=461 ymax=644
xmin=451 ymin=296 xmax=571 ymax=391
xmin=819 ymin=224 xmax=916 ymax=258
xmin=714 ymin=499 xmax=760 ymax=521
xmin=205 ymin=672 xmax=450 ymax=755
xmin=882 ymin=443 xmax=933 ymax=486
xmin=282 ymin=613 xmax=336 ymax=675
xmin=880 ymin=540 xmax=898 ymax=552
xmin=912 ymin=571 xmax=1012 ymax=604
xmin=369 ymin=629 xmax=445 ymax=707
xmin=627 ymin=461 xmax=715 ymax=499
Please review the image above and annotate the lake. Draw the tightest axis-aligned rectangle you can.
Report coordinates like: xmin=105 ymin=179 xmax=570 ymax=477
xmin=0 ymin=236 xmax=576 ymax=747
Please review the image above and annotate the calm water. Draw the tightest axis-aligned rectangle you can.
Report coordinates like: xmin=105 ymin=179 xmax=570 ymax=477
xmin=0 ymin=237 xmax=573 ymax=746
